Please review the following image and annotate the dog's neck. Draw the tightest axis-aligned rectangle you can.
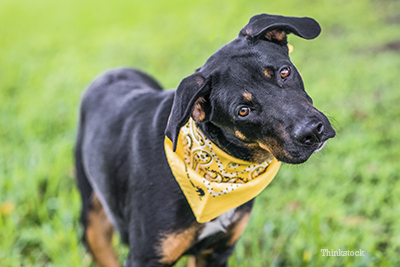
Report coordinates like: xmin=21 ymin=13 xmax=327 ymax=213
xmin=198 ymin=121 xmax=273 ymax=164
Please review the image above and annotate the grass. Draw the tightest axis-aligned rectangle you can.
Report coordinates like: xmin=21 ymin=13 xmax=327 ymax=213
xmin=1 ymin=0 xmax=400 ymax=266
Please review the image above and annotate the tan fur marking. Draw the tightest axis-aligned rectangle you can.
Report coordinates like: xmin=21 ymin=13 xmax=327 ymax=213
xmin=192 ymin=97 xmax=206 ymax=123
xmin=242 ymin=92 xmax=252 ymax=101
xmin=239 ymin=141 xmax=273 ymax=163
xmin=264 ymin=68 xmax=272 ymax=78
xmin=257 ymin=123 xmax=292 ymax=161
xmin=235 ymin=130 xmax=246 ymax=140
xmin=258 ymin=138 xmax=293 ymax=161
xmin=228 ymin=212 xmax=251 ymax=246
xmin=265 ymin=29 xmax=286 ymax=42
xmin=86 ymin=193 xmax=120 ymax=267
xmin=158 ymin=223 xmax=200 ymax=265
xmin=275 ymin=31 xmax=286 ymax=41
xmin=258 ymin=141 xmax=272 ymax=153
xmin=251 ymin=148 xmax=274 ymax=164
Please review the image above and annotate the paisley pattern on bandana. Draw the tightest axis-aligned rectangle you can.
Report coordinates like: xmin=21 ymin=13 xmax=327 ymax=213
xmin=181 ymin=119 xmax=273 ymax=197
xmin=164 ymin=118 xmax=281 ymax=223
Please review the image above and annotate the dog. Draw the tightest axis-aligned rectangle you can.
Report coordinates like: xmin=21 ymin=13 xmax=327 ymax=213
xmin=75 ymin=13 xmax=335 ymax=267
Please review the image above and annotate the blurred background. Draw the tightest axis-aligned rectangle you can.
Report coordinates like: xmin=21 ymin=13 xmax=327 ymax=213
xmin=1 ymin=0 xmax=400 ymax=266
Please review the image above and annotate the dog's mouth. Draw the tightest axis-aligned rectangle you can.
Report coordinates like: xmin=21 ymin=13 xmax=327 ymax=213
xmin=314 ymin=140 xmax=327 ymax=154
xmin=255 ymin=118 xmax=335 ymax=164
xmin=257 ymin=138 xmax=328 ymax=165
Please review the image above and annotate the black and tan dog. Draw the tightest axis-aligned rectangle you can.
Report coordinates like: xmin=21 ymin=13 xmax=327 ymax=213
xmin=75 ymin=14 xmax=335 ymax=267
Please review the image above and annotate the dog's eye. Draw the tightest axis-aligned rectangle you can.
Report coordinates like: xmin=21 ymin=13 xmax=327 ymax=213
xmin=280 ymin=67 xmax=290 ymax=79
xmin=238 ymin=106 xmax=250 ymax=117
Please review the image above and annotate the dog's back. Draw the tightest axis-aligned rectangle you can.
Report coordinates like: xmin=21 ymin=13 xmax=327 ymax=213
xmin=75 ymin=68 xmax=178 ymax=245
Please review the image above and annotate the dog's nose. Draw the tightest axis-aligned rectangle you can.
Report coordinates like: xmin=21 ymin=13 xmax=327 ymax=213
xmin=294 ymin=119 xmax=324 ymax=146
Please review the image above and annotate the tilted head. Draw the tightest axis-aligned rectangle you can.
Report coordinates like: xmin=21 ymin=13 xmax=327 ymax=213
xmin=165 ymin=14 xmax=335 ymax=164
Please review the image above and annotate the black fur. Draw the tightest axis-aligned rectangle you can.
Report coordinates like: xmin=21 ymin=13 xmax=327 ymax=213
xmin=75 ymin=13 xmax=335 ymax=266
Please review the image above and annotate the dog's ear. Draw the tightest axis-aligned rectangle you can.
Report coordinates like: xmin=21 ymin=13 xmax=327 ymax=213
xmin=239 ymin=14 xmax=321 ymax=44
xmin=165 ymin=73 xmax=210 ymax=151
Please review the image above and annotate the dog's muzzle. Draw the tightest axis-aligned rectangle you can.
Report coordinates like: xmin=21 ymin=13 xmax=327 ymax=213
xmin=294 ymin=117 xmax=335 ymax=146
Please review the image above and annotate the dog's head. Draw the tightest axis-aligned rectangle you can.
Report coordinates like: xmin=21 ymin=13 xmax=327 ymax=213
xmin=166 ymin=14 xmax=335 ymax=164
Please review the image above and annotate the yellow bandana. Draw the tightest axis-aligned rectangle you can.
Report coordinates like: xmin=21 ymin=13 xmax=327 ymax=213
xmin=164 ymin=118 xmax=281 ymax=223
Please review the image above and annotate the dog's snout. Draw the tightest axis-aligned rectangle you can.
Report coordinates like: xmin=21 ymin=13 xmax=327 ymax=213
xmin=294 ymin=119 xmax=325 ymax=146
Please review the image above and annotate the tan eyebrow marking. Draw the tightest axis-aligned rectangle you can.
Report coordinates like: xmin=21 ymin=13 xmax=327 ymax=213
xmin=264 ymin=68 xmax=272 ymax=78
xmin=242 ymin=92 xmax=252 ymax=101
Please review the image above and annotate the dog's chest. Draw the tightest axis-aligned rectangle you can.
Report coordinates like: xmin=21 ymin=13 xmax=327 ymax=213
xmin=197 ymin=208 xmax=237 ymax=241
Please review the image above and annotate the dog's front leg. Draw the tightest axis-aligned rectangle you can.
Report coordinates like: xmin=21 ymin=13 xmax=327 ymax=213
xmin=124 ymin=222 xmax=201 ymax=267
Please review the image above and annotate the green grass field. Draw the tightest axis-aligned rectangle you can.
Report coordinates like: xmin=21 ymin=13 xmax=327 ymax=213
xmin=1 ymin=0 xmax=400 ymax=266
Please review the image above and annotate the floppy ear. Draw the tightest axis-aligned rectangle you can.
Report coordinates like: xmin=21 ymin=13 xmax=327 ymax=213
xmin=165 ymin=73 xmax=210 ymax=151
xmin=239 ymin=14 xmax=321 ymax=43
